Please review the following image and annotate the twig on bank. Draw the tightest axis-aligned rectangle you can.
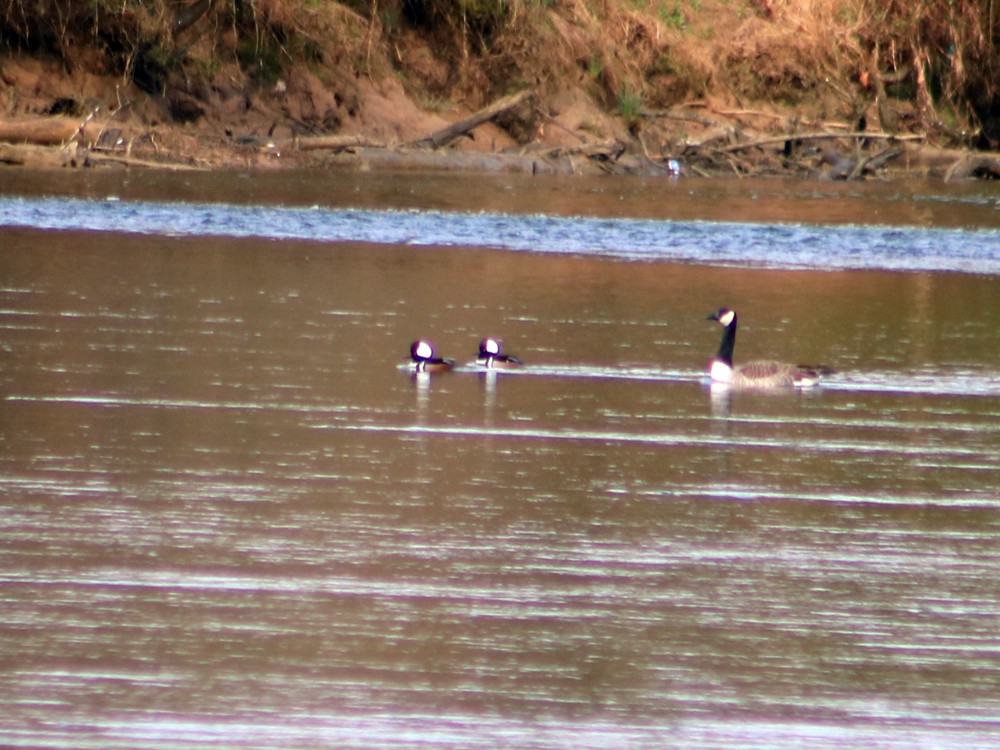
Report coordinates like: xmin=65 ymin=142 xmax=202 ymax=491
xmin=714 ymin=108 xmax=786 ymax=121
xmin=639 ymin=107 xmax=720 ymax=127
xmin=66 ymin=107 xmax=99 ymax=148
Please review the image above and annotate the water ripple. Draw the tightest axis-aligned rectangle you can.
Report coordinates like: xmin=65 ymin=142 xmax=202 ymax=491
xmin=4 ymin=195 xmax=1000 ymax=273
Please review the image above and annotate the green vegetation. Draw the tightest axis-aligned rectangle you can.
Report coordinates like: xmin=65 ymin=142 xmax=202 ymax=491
xmin=660 ymin=4 xmax=687 ymax=30
xmin=617 ymin=85 xmax=644 ymax=122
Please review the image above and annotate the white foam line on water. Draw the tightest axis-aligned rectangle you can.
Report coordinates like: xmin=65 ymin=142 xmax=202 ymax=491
xmin=822 ymin=373 xmax=1000 ymax=398
xmin=647 ymin=484 xmax=1000 ymax=509
xmin=322 ymin=422 xmax=990 ymax=459
xmin=712 ymin=412 xmax=1000 ymax=434
xmin=5 ymin=194 xmax=1000 ymax=273
xmin=2 ymin=393 xmax=348 ymax=415
xmin=449 ymin=364 xmax=703 ymax=382
xmin=9 ymin=363 xmax=1000 ymax=420
xmin=420 ymin=364 xmax=1000 ymax=397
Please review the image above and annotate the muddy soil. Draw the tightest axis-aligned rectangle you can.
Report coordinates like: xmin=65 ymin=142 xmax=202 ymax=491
xmin=0 ymin=2 xmax=991 ymax=181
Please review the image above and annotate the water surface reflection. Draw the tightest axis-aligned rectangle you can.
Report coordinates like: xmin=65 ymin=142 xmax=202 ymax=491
xmin=2 ymin=178 xmax=1000 ymax=749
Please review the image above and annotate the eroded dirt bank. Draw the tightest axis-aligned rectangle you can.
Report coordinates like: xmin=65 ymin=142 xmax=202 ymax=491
xmin=2 ymin=0 xmax=999 ymax=180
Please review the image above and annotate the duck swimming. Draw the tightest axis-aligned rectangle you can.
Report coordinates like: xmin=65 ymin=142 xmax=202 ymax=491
xmin=475 ymin=337 xmax=522 ymax=369
xmin=409 ymin=339 xmax=455 ymax=373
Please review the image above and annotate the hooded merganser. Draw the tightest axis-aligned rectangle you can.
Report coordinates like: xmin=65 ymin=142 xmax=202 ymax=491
xmin=476 ymin=337 xmax=522 ymax=369
xmin=707 ymin=307 xmax=833 ymax=388
xmin=409 ymin=339 xmax=455 ymax=373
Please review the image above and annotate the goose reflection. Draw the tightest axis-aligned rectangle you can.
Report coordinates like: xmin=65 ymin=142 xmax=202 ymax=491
xmin=708 ymin=381 xmax=733 ymax=418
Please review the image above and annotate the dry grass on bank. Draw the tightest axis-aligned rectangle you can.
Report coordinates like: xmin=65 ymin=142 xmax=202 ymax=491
xmin=1 ymin=0 xmax=999 ymax=150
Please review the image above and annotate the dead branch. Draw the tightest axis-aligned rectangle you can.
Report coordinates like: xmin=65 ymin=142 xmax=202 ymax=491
xmin=944 ymin=154 xmax=1000 ymax=181
xmin=295 ymin=134 xmax=386 ymax=152
xmin=410 ymin=90 xmax=534 ymax=149
xmin=0 ymin=117 xmax=85 ymax=145
xmin=539 ymin=140 xmax=625 ymax=162
xmin=173 ymin=0 xmax=214 ymax=37
xmin=0 ymin=142 xmax=64 ymax=167
xmin=537 ymin=111 xmax=587 ymax=144
xmin=847 ymin=147 xmax=902 ymax=179
xmin=718 ymin=130 xmax=923 ymax=154
xmin=640 ymin=107 xmax=720 ymax=127
xmin=714 ymin=108 xmax=786 ymax=121
xmin=67 ymin=107 xmax=100 ymax=147
xmin=84 ymin=152 xmax=209 ymax=170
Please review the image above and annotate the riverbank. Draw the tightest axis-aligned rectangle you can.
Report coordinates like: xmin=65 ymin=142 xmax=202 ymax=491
xmin=2 ymin=0 xmax=999 ymax=181
xmin=0 ymin=99 xmax=989 ymax=182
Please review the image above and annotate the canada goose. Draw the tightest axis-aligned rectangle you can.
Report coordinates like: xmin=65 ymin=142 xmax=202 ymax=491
xmin=707 ymin=307 xmax=832 ymax=388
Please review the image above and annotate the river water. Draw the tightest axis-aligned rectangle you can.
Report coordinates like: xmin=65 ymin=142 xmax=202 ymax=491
xmin=2 ymin=169 xmax=1000 ymax=748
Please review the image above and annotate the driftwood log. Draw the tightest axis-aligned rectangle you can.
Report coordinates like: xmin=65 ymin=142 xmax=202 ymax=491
xmin=844 ymin=147 xmax=903 ymax=179
xmin=944 ymin=155 xmax=1000 ymax=181
xmin=283 ymin=89 xmax=535 ymax=153
xmin=410 ymin=90 xmax=534 ymax=149
xmin=718 ymin=130 xmax=924 ymax=154
xmin=84 ymin=152 xmax=208 ymax=171
xmin=0 ymin=116 xmax=109 ymax=146
xmin=0 ymin=142 xmax=70 ymax=168
xmin=295 ymin=134 xmax=385 ymax=152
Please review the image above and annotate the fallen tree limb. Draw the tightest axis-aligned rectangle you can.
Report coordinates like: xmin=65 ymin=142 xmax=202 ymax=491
xmin=295 ymin=134 xmax=386 ymax=152
xmin=847 ymin=146 xmax=903 ymax=179
xmin=0 ymin=117 xmax=84 ymax=145
xmin=70 ymin=107 xmax=101 ymax=146
xmin=640 ymin=107 xmax=720 ymax=127
xmin=0 ymin=142 xmax=69 ymax=167
xmin=84 ymin=151 xmax=209 ymax=171
xmin=714 ymin=108 xmax=787 ymax=121
xmin=410 ymin=89 xmax=534 ymax=149
xmin=537 ymin=112 xmax=587 ymax=144
xmin=718 ymin=130 xmax=924 ymax=153
xmin=682 ymin=128 xmax=737 ymax=150
xmin=0 ymin=141 xmax=203 ymax=170
xmin=173 ymin=0 xmax=214 ymax=36
xmin=0 ymin=116 xmax=110 ymax=146
xmin=944 ymin=154 xmax=1000 ymax=181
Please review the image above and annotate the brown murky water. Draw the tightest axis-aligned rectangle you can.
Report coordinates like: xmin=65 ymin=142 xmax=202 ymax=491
xmin=2 ymin=171 xmax=1000 ymax=748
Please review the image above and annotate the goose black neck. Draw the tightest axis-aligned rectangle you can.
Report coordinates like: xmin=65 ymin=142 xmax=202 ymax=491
xmin=716 ymin=317 xmax=736 ymax=366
